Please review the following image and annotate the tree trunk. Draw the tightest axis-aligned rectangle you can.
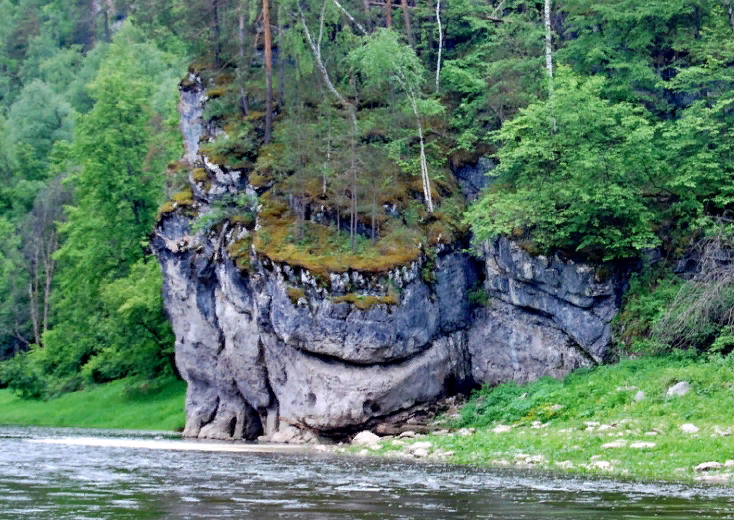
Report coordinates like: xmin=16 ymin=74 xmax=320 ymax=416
xmin=435 ymin=0 xmax=442 ymax=93
xmin=28 ymin=281 xmax=40 ymax=347
xmin=324 ymin=106 xmax=331 ymax=196
xmin=401 ymin=0 xmax=415 ymax=48
xmin=332 ymin=0 xmax=367 ymax=35
xmin=214 ymin=0 xmax=222 ymax=68
xmin=42 ymin=233 xmax=57 ymax=337
xmin=239 ymin=6 xmax=250 ymax=116
xmin=544 ymin=0 xmax=553 ymax=84
xmin=299 ymin=2 xmax=358 ymax=131
xmin=727 ymin=0 xmax=734 ymax=31
xmin=278 ymin=5 xmax=286 ymax=109
xmin=544 ymin=0 xmax=555 ymax=131
xmin=103 ymin=5 xmax=111 ymax=43
xmin=371 ymin=181 xmax=377 ymax=245
xmin=264 ymin=0 xmax=274 ymax=143
xmin=407 ymin=89 xmax=433 ymax=212
xmin=351 ymin=117 xmax=358 ymax=252
xmin=385 ymin=0 xmax=392 ymax=28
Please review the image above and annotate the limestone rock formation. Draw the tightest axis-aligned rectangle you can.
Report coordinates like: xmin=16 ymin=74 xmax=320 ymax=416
xmin=153 ymin=78 xmax=625 ymax=442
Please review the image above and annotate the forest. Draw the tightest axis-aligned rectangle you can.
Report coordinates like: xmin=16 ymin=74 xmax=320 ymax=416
xmin=1 ymin=0 xmax=734 ymax=399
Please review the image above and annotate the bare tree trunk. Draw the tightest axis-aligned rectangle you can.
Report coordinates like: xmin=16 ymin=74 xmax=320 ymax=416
xmin=28 ymin=283 xmax=39 ymax=346
xmin=239 ymin=5 xmax=250 ymax=116
xmin=544 ymin=0 xmax=553 ymax=86
xmin=394 ymin=66 xmax=433 ymax=213
xmin=299 ymin=2 xmax=358 ymax=131
xmin=371 ymin=181 xmax=377 ymax=245
xmin=351 ymin=122 xmax=357 ymax=252
xmin=435 ymin=0 xmax=442 ymax=93
xmin=324 ymin=106 xmax=331 ymax=196
xmin=278 ymin=5 xmax=286 ymax=109
xmin=214 ymin=0 xmax=222 ymax=68
xmin=401 ymin=0 xmax=415 ymax=48
xmin=385 ymin=0 xmax=392 ymax=27
xmin=264 ymin=0 xmax=274 ymax=143
xmin=332 ymin=0 xmax=367 ymax=34
xmin=298 ymin=104 xmax=306 ymax=239
xmin=42 ymin=233 xmax=57 ymax=336
xmin=727 ymin=0 xmax=734 ymax=31
xmin=103 ymin=5 xmax=111 ymax=43
xmin=544 ymin=0 xmax=555 ymax=131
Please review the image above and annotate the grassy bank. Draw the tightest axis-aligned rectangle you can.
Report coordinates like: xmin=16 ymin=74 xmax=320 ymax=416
xmin=0 ymin=377 xmax=186 ymax=431
xmin=361 ymin=354 xmax=734 ymax=484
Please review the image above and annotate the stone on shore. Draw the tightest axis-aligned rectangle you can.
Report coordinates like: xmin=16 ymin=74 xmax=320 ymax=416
xmin=352 ymin=431 xmax=381 ymax=446
xmin=629 ymin=442 xmax=655 ymax=449
xmin=695 ymin=461 xmax=724 ymax=472
xmin=666 ymin=382 xmax=691 ymax=397
xmin=680 ymin=423 xmax=700 ymax=434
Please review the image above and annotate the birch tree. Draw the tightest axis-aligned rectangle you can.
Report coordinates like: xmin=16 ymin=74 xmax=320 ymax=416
xmin=435 ymin=0 xmax=442 ymax=93
xmin=350 ymin=29 xmax=442 ymax=213
xmin=263 ymin=0 xmax=274 ymax=143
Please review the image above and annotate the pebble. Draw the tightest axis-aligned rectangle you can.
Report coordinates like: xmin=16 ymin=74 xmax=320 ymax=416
xmin=409 ymin=441 xmax=432 ymax=450
xmin=694 ymin=475 xmax=730 ymax=484
xmin=591 ymin=460 xmax=613 ymax=470
xmin=412 ymin=448 xmax=429 ymax=458
xmin=629 ymin=442 xmax=656 ymax=449
xmin=666 ymin=381 xmax=691 ymax=397
xmin=492 ymin=425 xmax=512 ymax=433
xmin=680 ymin=423 xmax=700 ymax=434
xmin=398 ymin=431 xmax=416 ymax=439
xmin=352 ymin=431 xmax=381 ymax=446
xmin=601 ymin=440 xmax=627 ymax=449
xmin=695 ymin=461 xmax=724 ymax=472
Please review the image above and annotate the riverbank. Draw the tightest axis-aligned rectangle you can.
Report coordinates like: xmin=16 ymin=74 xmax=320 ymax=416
xmin=344 ymin=353 xmax=734 ymax=485
xmin=0 ymin=377 xmax=186 ymax=431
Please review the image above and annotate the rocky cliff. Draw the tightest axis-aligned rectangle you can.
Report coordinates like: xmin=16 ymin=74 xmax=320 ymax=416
xmin=153 ymin=77 xmax=624 ymax=442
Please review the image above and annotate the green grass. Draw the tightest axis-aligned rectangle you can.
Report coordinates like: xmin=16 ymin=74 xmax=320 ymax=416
xmin=0 ymin=377 xmax=186 ymax=431
xmin=361 ymin=353 xmax=734 ymax=484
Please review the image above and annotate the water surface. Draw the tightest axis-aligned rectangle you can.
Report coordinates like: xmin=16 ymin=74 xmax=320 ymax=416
xmin=1 ymin=426 xmax=733 ymax=519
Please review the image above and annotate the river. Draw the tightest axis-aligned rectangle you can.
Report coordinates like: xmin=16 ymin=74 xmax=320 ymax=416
xmin=2 ymin=426 xmax=734 ymax=519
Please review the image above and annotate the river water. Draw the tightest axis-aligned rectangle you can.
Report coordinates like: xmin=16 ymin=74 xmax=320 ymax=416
xmin=2 ymin=426 xmax=734 ymax=519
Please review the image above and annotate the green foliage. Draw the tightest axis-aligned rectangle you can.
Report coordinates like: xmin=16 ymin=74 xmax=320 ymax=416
xmin=467 ymin=283 xmax=490 ymax=307
xmin=191 ymin=193 xmax=258 ymax=235
xmin=8 ymin=79 xmax=75 ymax=179
xmin=468 ymin=69 xmax=661 ymax=261
xmin=457 ymin=352 xmax=734 ymax=428
xmin=615 ymin=265 xmax=682 ymax=353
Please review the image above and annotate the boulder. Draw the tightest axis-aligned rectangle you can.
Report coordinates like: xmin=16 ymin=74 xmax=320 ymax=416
xmin=695 ymin=462 xmax=724 ymax=472
xmin=680 ymin=423 xmax=700 ymax=434
xmin=666 ymin=381 xmax=691 ymax=397
xmin=352 ymin=431 xmax=381 ymax=446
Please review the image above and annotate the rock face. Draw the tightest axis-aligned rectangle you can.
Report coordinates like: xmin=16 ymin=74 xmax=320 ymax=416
xmin=153 ymin=81 xmax=625 ymax=442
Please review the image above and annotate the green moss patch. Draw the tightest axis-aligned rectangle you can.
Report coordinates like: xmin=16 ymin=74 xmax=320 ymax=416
xmin=157 ymin=188 xmax=196 ymax=221
xmin=331 ymin=292 xmax=399 ymax=309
